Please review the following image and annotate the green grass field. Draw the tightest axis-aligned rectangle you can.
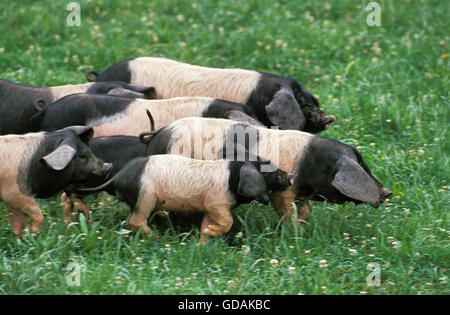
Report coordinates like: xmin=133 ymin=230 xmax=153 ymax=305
xmin=0 ymin=0 xmax=448 ymax=294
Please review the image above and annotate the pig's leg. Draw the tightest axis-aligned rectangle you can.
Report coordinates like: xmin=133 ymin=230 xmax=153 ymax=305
xmin=5 ymin=196 xmax=43 ymax=234
xmin=62 ymin=193 xmax=91 ymax=223
xmin=127 ymin=193 xmax=156 ymax=235
xmin=61 ymin=192 xmax=74 ymax=224
xmin=72 ymin=196 xmax=90 ymax=221
xmin=199 ymin=207 xmax=233 ymax=244
xmin=6 ymin=208 xmax=25 ymax=236
xmin=269 ymin=188 xmax=310 ymax=227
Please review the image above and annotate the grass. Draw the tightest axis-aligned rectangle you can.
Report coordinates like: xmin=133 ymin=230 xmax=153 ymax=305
xmin=0 ymin=0 xmax=448 ymax=294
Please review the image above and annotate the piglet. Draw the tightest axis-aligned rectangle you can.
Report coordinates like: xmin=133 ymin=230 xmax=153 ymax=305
xmin=0 ymin=126 xmax=111 ymax=236
xmin=88 ymin=57 xmax=336 ymax=133
xmin=74 ymin=155 xmax=292 ymax=242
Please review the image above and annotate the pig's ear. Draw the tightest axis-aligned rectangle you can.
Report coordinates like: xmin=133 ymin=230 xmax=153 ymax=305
xmin=69 ymin=126 xmax=94 ymax=144
xmin=238 ymin=162 xmax=266 ymax=198
xmin=40 ymin=144 xmax=77 ymax=171
xmin=265 ymin=89 xmax=305 ymax=130
xmin=107 ymin=87 xmax=145 ymax=99
xmin=331 ymin=156 xmax=380 ymax=207
xmin=126 ymin=84 xmax=157 ymax=99
xmin=226 ymin=110 xmax=265 ymax=127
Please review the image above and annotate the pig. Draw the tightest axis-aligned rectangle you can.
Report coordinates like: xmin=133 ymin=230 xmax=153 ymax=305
xmin=0 ymin=126 xmax=112 ymax=236
xmin=73 ymin=155 xmax=292 ymax=242
xmin=0 ymin=78 xmax=156 ymax=134
xmin=86 ymin=57 xmax=335 ymax=133
xmin=140 ymin=117 xmax=392 ymax=225
xmin=31 ymin=93 xmax=263 ymax=136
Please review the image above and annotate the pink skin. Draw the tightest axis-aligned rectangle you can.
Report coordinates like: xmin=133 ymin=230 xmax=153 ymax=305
xmin=324 ymin=115 xmax=336 ymax=130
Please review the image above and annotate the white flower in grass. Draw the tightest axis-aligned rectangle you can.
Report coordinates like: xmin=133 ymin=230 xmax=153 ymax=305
xmin=241 ymin=245 xmax=251 ymax=254
xmin=270 ymin=259 xmax=279 ymax=267
xmin=319 ymin=259 xmax=328 ymax=268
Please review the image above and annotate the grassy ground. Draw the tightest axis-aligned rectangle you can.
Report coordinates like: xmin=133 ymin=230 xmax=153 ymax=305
xmin=0 ymin=0 xmax=448 ymax=294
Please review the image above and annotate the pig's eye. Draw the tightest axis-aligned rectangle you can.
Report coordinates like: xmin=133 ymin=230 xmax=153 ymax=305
xmin=79 ymin=153 xmax=88 ymax=160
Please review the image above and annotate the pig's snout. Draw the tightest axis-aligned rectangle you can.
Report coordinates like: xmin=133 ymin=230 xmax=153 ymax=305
xmin=371 ymin=188 xmax=393 ymax=208
xmin=102 ymin=162 xmax=113 ymax=175
xmin=381 ymin=187 xmax=392 ymax=200
xmin=323 ymin=115 xmax=336 ymax=130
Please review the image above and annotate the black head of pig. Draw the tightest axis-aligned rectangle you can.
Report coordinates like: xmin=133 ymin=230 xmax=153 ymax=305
xmin=236 ymin=162 xmax=271 ymax=205
xmin=26 ymin=126 xmax=112 ymax=198
xmin=293 ymin=137 xmax=392 ymax=208
xmin=231 ymin=162 xmax=292 ymax=205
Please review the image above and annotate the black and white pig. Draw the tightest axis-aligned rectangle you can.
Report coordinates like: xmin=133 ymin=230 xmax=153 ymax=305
xmin=31 ymin=93 xmax=263 ymax=136
xmin=0 ymin=126 xmax=112 ymax=236
xmin=140 ymin=117 xmax=392 ymax=225
xmin=0 ymin=78 xmax=156 ymax=134
xmin=74 ymin=155 xmax=292 ymax=242
xmin=87 ymin=57 xmax=336 ymax=133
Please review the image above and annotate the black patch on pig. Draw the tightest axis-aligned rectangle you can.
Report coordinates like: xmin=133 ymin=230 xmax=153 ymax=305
xmin=0 ymin=79 xmax=54 ymax=134
xmin=73 ymin=135 xmax=149 ymax=195
xmin=227 ymin=161 xmax=254 ymax=205
xmin=246 ymin=73 xmax=327 ymax=133
xmin=34 ymin=93 xmax=134 ymax=131
xmin=19 ymin=129 xmax=95 ymax=198
xmin=203 ymin=99 xmax=257 ymax=120
xmin=89 ymin=135 xmax=148 ymax=177
xmin=111 ymin=157 xmax=149 ymax=209
xmin=94 ymin=59 xmax=133 ymax=83
xmin=293 ymin=136 xmax=382 ymax=205
xmin=144 ymin=125 xmax=173 ymax=155
xmin=227 ymin=160 xmax=288 ymax=206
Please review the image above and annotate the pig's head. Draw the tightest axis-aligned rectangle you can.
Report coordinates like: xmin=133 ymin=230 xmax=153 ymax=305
xmin=293 ymin=137 xmax=392 ymax=208
xmin=234 ymin=162 xmax=271 ymax=205
xmin=292 ymin=84 xmax=336 ymax=133
xmin=24 ymin=126 xmax=112 ymax=198
xmin=234 ymin=162 xmax=293 ymax=205
xmin=40 ymin=126 xmax=112 ymax=182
